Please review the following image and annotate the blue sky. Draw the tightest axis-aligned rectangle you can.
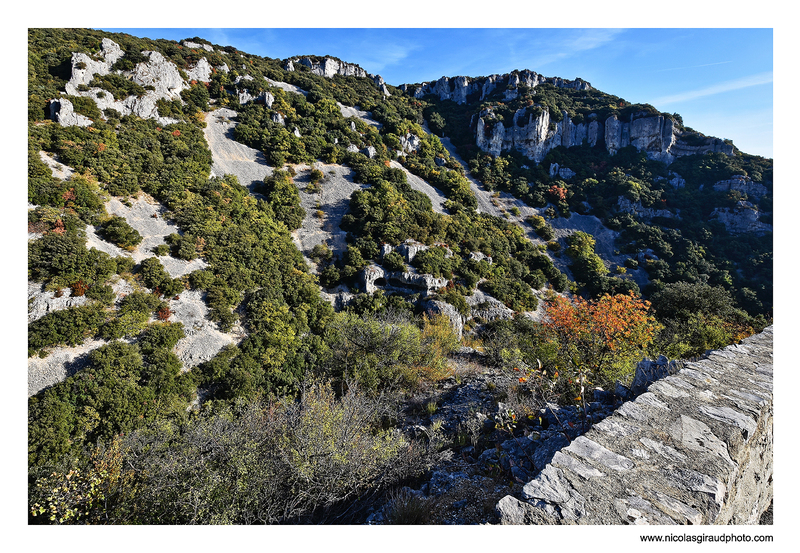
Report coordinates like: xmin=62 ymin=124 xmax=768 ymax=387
xmin=100 ymin=27 xmax=773 ymax=159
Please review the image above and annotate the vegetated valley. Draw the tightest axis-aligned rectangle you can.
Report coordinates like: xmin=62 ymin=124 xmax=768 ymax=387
xmin=27 ymin=28 xmax=772 ymax=525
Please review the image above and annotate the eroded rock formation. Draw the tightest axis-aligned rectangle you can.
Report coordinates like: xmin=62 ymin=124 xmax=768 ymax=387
xmin=51 ymin=37 xmax=213 ymax=127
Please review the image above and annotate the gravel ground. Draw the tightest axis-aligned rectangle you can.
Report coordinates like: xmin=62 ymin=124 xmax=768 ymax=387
xmin=389 ymin=160 xmax=448 ymax=214
xmin=264 ymin=78 xmax=307 ymax=96
xmin=168 ymin=289 xmax=243 ymax=370
xmin=102 ymin=195 xmax=209 ymax=277
xmin=28 ymin=281 xmax=88 ymax=323
xmin=38 ymin=151 xmax=74 ymax=180
xmin=204 ymin=107 xmax=273 ymax=192
xmin=337 ymin=103 xmax=381 ymax=127
xmin=29 ymin=159 xmax=221 ymax=394
xmin=28 ymin=338 xmax=109 ymax=397
xmin=290 ymin=163 xmax=366 ymax=269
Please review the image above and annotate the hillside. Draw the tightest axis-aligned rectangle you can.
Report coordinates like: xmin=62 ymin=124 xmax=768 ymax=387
xmin=27 ymin=28 xmax=772 ymax=525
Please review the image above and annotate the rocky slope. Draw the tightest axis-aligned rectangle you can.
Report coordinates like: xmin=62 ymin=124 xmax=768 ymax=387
xmin=402 ymin=70 xmax=735 ymax=165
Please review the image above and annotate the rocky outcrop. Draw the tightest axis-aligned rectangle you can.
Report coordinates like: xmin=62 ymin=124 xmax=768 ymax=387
xmin=186 ymin=57 xmax=213 ymax=83
xmin=360 ymin=263 xmax=448 ymax=296
xmin=182 ymin=40 xmax=214 ymax=52
xmin=425 ymin=299 xmax=464 ymax=339
xmin=712 ymin=176 xmax=769 ymax=199
xmin=53 ymin=38 xmax=213 ymax=127
xmin=710 ymin=202 xmax=772 ymax=234
xmin=394 ymin=239 xmax=432 ymax=263
xmin=476 ymin=107 xmax=603 ymax=163
xmin=475 ymin=105 xmax=735 ymax=165
xmin=496 ymin=327 xmax=773 ymax=525
xmin=465 ymin=289 xmax=514 ymax=322
xmin=296 ymin=56 xmax=369 ymax=79
xmin=617 ymin=197 xmax=677 ymax=221
xmin=289 ymin=56 xmax=390 ymax=96
xmin=549 ymin=163 xmax=575 ymax=180
xmin=402 ymin=70 xmax=590 ymax=105
xmin=398 ymin=132 xmax=422 ymax=154
xmin=404 ymin=68 xmax=737 ymax=165
xmin=49 ymin=97 xmax=93 ymax=127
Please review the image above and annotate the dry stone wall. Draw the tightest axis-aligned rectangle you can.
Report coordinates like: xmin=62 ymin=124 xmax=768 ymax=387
xmin=496 ymin=326 xmax=773 ymax=525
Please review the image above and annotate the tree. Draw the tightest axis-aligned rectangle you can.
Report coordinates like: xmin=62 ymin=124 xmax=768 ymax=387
xmin=649 ymin=281 xmax=755 ymax=358
xmin=543 ymin=292 xmax=661 ymax=390
xmin=260 ymin=170 xmax=306 ymax=230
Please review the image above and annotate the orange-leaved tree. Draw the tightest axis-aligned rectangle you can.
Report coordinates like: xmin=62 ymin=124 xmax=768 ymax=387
xmin=543 ymin=291 xmax=662 ymax=391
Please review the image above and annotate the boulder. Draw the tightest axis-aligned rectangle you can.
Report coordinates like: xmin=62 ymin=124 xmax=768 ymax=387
xmin=425 ymin=299 xmax=464 ymax=339
xmin=50 ymin=98 xmax=93 ymax=127
xmin=399 ymin=133 xmax=422 ymax=154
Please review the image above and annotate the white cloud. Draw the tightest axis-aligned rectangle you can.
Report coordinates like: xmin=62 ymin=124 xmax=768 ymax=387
xmin=651 ymin=71 xmax=773 ymax=105
xmin=531 ymin=28 xmax=627 ymax=68
xmin=653 ymin=60 xmax=734 ymax=73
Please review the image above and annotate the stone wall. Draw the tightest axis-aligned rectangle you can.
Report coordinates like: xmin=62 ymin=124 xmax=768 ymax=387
xmin=497 ymin=326 xmax=773 ymax=525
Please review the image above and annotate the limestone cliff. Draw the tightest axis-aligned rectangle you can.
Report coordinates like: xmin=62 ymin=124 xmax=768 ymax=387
xmin=402 ymin=69 xmax=736 ymax=165
xmin=288 ymin=56 xmax=391 ymax=96
xmin=401 ymin=70 xmax=591 ymax=104
xmin=51 ymin=37 xmax=214 ymax=127
xmin=476 ymin=106 xmax=734 ymax=165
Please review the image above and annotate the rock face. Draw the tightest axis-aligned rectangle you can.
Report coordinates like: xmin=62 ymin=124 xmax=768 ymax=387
xmin=52 ymin=38 xmax=213 ymax=127
xmin=403 ymin=69 xmax=735 ymax=165
xmin=710 ymin=202 xmax=772 ymax=234
xmin=476 ymin=106 xmax=734 ymax=165
xmin=496 ymin=327 xmax=774 ymax=525
xmin=402 ymin=70 xmax=590 ymax=105
xmin=289 ymin=56 xmax=390 ymax=96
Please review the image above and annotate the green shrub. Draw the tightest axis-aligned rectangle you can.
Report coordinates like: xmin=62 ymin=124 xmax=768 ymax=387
xmin=28 ymin=304 xmax=107 ymax=355
xmin=188 ymin=269 xmax=215 ymax=290
xmin=85 ymin=284 xmax=115 ymax=305
xmin=101 ymin=216 xmax=143 ymax=249
xmin=138 ymin=257 xmax=184 ymax=297
xmin=137 ymin=322 xmax=185 ymax=355
xmin=259 ymin=170 xmax=306 ymax=230
xmin=310 ymin=243 xmax=333 ymax=263
xmin=35 ymin=381 xmax=442 ymax=524
xmin=382 ymin=250 xmax=406 ymax=272
xmin=99 ymin=309 xmax=149 ymax=339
